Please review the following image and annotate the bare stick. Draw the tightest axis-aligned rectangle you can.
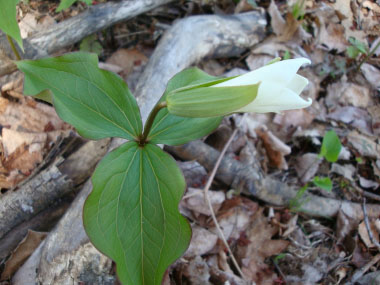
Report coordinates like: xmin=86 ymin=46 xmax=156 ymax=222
xmin=203 ymin=127 xmax=246 ymax=280
xmin=362 ymin=198 xmax=380 ymax=250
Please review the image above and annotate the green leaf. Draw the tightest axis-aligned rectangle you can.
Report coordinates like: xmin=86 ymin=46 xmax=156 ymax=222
xmin=346 ymin=46 xmax=360 ymax=58
xmin=312 ymin=176 xmax=332 ymax=192
xmin=348 ymin=37 xmax=368 ymax=54
xmin=56 ymin=0 xmax=76 ymax=12
xmin=0 ymin=0 xmax=23 ymax=51
xmin=56 ymin=0 xmax=92 ymax=12
xmin=17 ymin=52 xmax=142 ymax=140
xmin=147 ymin=68 xmax=226 ymax=146
xmin=79 ymin=34 xmax=103 ymax=56
xmin=319 ymin=130 xmax=342 ymax=162
xmin=289 ymin=184 xmax=309 ymax=212
xmin=83 ymin=141 xmax=191 ymax=284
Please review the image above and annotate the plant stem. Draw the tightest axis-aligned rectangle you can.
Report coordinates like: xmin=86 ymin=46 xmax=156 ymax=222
xmin=357 ymin=39 xmax=380 ymax=71
xmin=139 ymin=101 xmax=167 ymax=145
xmin=6 ymin=35 xmax=21 ymax=61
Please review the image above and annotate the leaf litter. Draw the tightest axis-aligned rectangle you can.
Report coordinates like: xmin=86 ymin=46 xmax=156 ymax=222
xmin=2 ymin=0 xmax=380 ymax=284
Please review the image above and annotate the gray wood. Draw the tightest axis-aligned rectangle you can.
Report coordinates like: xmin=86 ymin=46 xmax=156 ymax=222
xmin=13 ymin=11 xmax=267 ymax=283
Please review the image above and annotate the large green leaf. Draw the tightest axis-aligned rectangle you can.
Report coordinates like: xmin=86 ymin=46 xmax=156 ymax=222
xmin=0 ymin=0 xmax=23 ymax=51
xmin=83 ymin=142 xmax=191 ymax=284
xmin=147 ymin=68 xmax=227 ymax=145
xmin=17 ymin=52 xmax=142 ymax=140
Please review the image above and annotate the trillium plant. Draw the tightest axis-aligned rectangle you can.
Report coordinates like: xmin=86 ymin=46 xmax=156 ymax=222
xmin=0 ymin=2 xmax=311 ymax=284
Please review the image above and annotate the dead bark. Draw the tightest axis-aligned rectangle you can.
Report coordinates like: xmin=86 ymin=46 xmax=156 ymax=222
xmin=167 ymin=140 xmax=380 ymax=221
xmin=0 ymin=138 xmax=110 ymax=256
xmin=13 ymin=11 xmax=267 ymax=283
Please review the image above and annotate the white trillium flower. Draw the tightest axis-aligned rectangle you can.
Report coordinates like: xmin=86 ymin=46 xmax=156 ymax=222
xmin=212 ymin=57 xmax=312 ymax=113
xmin=166 ymin=58 xmax=312 ymax=118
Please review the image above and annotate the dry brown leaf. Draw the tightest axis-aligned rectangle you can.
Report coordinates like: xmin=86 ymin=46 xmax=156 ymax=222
xmin=328 ymin=106 xmax=373 ymax=135
xmin=268 ymin=0 xmax=309 ymax=43
xmin=347 ymin=131 xmax=380 ymax=159
xmin=0 ymin=97 xmax=67 ymax=133
xmin=182 ymin=188 xmax=225 ymax=217
xmin=358 ymin=220 xmax=380 ymax=248
xmin=273 ymin=109 xmax=314 ymax=130
xmin=295 ymin=153 xmax=322 ymax=184
xmin=184 ymin=225 xmax=218 ymax=258
xmin=245 ymin=54 xmax=273 ymax=71
xmin=236 ymin=208 xmax=289 ymax=283
xmin=182 ymin=256 xmax=211 ymax=285
xmin=214 ymin=196 xmax=258 ymax=241
xmin=332 ymin=0 xmax=367 ymax=41
xmin=106 ymin=48 xmax=148 ymax=78
xmin=256 ymin=126 xmax=291 ymax=170
xmin=1 ymin=230 xmax=47 ymax=280
xmin=326 ymin=81 xmax=373 ymax=109
xmin=361 ymin=63 xmax=380 ymax=90
xmin=331 ymin=163 xmax=356 ymax=181
xmin=19 ymin=12 xmax=55 ymax=38
xmin=359 ymin=176 xmax=379 ymax=189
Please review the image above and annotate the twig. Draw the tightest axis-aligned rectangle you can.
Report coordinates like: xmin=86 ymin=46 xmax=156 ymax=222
xmin=362 ymin=198 xmax=380 ymax=251
xmin=203 ymin=116 xmax=246 ymax=281
xmin=351 ymin=253 xmax=380 ymax=283
xmin=354 ymin=184 xmax=380 ymax=202
xmin=358 ymin=38 xmax=380 ymax=71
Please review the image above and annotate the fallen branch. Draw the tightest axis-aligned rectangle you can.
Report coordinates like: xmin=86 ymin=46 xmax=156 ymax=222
xmin=167 ymin=140 xmax=380 ymax=220
xmin=13 ymin=11 xmax=267 ymax=283
xmin=0 ymin=0 xmax=174 ymax=75
xmin=0 ymin=138 xmax=110 ymax=256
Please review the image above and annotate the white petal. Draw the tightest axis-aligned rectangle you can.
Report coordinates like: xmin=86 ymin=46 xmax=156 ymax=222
xmin=214 ymin=57 xmax=311 ymax=87
xmin=237 ymin=81 xmax=312 ymax=113
xmin=287 ymin=74 xmax=309 ymax=95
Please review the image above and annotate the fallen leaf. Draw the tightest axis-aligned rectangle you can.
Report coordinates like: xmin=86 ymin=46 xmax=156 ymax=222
xmin=359 ymin=176 xmax=379 ymax=189
xmin=295 ymin=153 xmax=322 ymax=184
xmin=182 ymin=188 xmax=225 ymax=217
xmin=358 ymin=220 xmax=380 ymax=248
xmin=245 ymin=54 xmax=273 ymax=71
xmin=182 ymin=256 xmax=211 ymax=285
xmin=360 ymin=63 xmax=380 ymax=90
xmin=331 ymin=163 xmax=356 ymax=181
xmin=347 ymin=131 xmax=380 ymax=159
xmin=332 ymin=0 xmax=367 ymax=41
xmin=1 ymin=230 xmax=47 ymax=280
xmin=328 ymin=106 xmax=373 ymax=135
xmin=236 ymin=208 xmax=289 ymax=283
xmin=214 ymin=196 xmax=258 ymax=241
xmin=326 ymin=81 xmax=372 ymax=109
xmin=273 ymin=109 xmax=314 ymax=130
xmin=106 ymin=48 xmax=148 ymax=78
xmin=184 ymin=225 xmax=218 ymax=258
xmin=256 ymin=126 xmax=291 ymax=170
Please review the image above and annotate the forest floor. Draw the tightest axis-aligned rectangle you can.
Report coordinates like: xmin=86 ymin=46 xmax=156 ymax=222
xmin=1 ymin=0 xmax=380 ymax=284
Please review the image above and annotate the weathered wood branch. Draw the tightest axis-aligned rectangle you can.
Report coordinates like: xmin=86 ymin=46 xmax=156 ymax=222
xmin=0 ymin=139 xmax=110 ymax=258
xmin=13 ymin=11 xmax=267 ymax=283
xmin=0 ymin=0 xmax=174 ymax=74
xmin=167 ymin=140 xmax=380 ymax=221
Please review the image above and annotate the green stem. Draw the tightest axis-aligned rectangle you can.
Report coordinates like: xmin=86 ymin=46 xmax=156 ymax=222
xmin=6 ymin=35 xmax=21 ymax=61
xmin=357 ymin=40 xmax=380 ymax=71
xmin=139 ymin=101 xmax=167 ymax=145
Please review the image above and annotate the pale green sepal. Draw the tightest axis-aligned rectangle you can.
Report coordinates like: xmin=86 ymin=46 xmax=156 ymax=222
xmin=0 ymin=0 xmax=24 ymax=51
xmin=83 ymin=141 xmax=191 ymax=285
xmin=147 ymin=68 xmax=224 ymax=145
xmin=166 ymin=83 xmax=260 ymax=118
